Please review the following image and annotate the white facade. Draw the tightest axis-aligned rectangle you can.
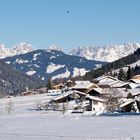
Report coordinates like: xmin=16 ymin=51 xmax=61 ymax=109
xmin=92 ymin=100 xmax=106 ymax=113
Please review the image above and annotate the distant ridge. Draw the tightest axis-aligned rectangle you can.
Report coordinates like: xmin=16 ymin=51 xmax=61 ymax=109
xmin=0 ymin=42 xmax=34 ymax=58
xmin=0 ymin=42 xmax=140 ymax=62
xmin=69 ymin=42 xmax=140 ymax=62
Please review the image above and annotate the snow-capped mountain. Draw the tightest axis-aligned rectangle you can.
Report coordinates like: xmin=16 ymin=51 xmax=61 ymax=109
xmin=12 ymin=42 xmax=34 ymax=54
xmin=0 ymin=44 xmax=11 ymax=58
xmin=69 ymin=42 xmax=140 ymax=62
xmin=2 ymin=49 xmax=105 ymax=81
xmin=47 ymin=44 xmax=63 ymax=52
xmin=0 ymin=42 xmax=34 ymax=58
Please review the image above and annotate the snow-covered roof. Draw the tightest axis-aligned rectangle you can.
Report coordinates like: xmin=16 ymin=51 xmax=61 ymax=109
xmin=128 ymin=79 xmax=140 ymax=84
xmin=52 ymin=90 xmax=86 ymax=101
xmin=128 ymin=82 xmax=139 ymax=89
xmin=104 ymin=88 xmax=128 ymax=98
xmin=110 ymin=81 xmax=129 ymax=88
xmin=91 ymin=88 xmax=103 ymax=94
xmin=94 ymin=75 xmax=118 ymax=82
xmin=48 ymin=89 xmax=62 ymax=93
xmin=120 ymin=99 xmax=134 ymax=108
xmin=86 ymin=95 xmax=106 ymax=102
xmin=127 ymin=88 xmax=140 ymax=97
xmin=87 ymin=88 xmax=128 ymax=97
xmin=75 ymin=80 xmax=91 ymax=84
xmin=97 ymin=77 xmax=119 ymax=86
xmin=86 ymin=87 xmax=102 ymax=94
xmin=53 ymin=83 xmax=64 ymax=88
xmin=117 ymin=89 xmax=129 ymax=98
xmin=72 ymin=82 xmax=95 ymax=89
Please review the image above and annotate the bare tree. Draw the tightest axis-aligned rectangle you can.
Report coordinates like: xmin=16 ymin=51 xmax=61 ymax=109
xmin=105 ymin=88 xmax=121 ymax=112
xmin=5 ymin=99 xmax=14 ymax=115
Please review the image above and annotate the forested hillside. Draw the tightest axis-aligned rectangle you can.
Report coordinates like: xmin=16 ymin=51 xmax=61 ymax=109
xmin=0 ymin=60 xmax=45 ymax=97
xmin=84 ymin=48 xmax=140 ymax=81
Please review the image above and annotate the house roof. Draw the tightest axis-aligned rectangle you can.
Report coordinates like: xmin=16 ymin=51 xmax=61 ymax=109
xmin=128 ymin=79 xmax=140 ymax=84
xmin=127 ymin=88 xmax=140 ymax=97
xmin=94 ymin=75 xmax=118 ymax=82
xmin=97 ymin=77 xmax=119 ymax=86
xmin=86 ymin=88 xmax=128 ymax=97
xmin=101 ymin=88 xmax=128 ymax=98
xmin=52 ymin=90 xmax=86 ymax=101
xmin=110 ymin=81 xmax=129 ymax=88
xmin=120 ymin=99 xmax=134 ymax=108
xmin=75 ymin=80 xmax=91 ymax=84
xmin=71 ymin=81 xmax=96 ymax=90
xmin=53 ymin=83 xmax=64 ymax=88
xmin=128 ymin=82 xmax=139 ymax=89
xmin=86 ymin=94 xmax=106 ymax=102
xmin=86 ymin=88 xmax=103 ymax=95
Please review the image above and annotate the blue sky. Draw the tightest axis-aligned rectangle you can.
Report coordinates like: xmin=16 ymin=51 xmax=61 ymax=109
xmin=0 ymin=0 xmax=140 ymax=52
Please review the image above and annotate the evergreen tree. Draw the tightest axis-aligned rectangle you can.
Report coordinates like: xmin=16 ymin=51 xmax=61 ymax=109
xmin=46 ymin=77 xmax=52 ymax=90
xmin=126 ymin=66 xmax=132 ymax=80
xmin=118 ymin=68 xmax=126 ymax=81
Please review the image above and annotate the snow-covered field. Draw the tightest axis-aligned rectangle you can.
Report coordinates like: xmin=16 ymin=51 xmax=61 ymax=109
xmin=0 ymin=94 xmax=140 ymax=140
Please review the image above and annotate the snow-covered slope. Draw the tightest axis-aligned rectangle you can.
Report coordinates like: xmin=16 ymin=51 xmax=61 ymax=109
xmin=2 ymin=49 xmax=105 ymax=81
xmin=0 ymin=42 xmax=34 ymax=58
xmin=69 ymin=42 xmax=140 ymax=62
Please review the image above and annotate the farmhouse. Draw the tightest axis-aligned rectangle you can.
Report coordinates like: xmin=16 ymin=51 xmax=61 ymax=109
xmin=85 ymin=94 xmax=106 ymax=112
xmin=120 ymin=98 xmax=140 ymax=113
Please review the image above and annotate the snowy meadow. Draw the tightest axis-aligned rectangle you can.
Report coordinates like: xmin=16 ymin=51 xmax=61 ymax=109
xmin=0 ymin=94 xmax=139 ymax=140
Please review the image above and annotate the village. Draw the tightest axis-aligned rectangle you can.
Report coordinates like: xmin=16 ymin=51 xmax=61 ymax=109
xmin=19 ymin=74 xmax=140 ymax=116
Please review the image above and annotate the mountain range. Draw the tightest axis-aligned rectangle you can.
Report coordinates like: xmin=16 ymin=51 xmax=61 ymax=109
xmin=0 ymin=42 xmax=140 ymax=63
xmin=69 ymin=42 xmax=140 ymax=62
xmin=0 ymin=42 xmax=34 ymax=58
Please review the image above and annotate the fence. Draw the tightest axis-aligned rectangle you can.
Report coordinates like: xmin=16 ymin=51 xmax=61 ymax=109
xmin=0 ymin=133 xmax=136 ymax=140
